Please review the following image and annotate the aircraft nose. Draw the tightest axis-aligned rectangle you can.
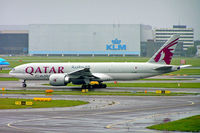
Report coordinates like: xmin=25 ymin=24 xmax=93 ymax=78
xmin=9 ymin=69 xmax=13 ymax=75
xmin=9 ymin=68 xmax=15 ymax=76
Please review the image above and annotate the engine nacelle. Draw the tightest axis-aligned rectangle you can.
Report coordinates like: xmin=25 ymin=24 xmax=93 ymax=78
xmin=49 ymin=74 xmax=70 ymax=86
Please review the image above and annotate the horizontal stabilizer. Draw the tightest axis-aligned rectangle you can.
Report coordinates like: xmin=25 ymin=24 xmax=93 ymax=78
xmin=154 ymin=66 xmax=172 ymax=71
xmin=179 ymin=65 xmax=192 ymax=69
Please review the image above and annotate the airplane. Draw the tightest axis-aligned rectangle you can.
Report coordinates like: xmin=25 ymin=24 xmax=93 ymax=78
xmin=9 ymin=34 xmax=190 ymax=88
xmin=0 ymin=58 xmax=10 ymax=70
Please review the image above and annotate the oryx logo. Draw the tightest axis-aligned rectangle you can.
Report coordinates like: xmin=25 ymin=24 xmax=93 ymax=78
xmin=154 ymin=38 xmax=179 ymax=65
xmin=106 ymin=38 xmax=126 ymax=50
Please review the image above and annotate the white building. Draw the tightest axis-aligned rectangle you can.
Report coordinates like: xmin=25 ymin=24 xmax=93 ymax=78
xmin=196 ymin=45 xmax=200 ymax=56
xmin=29 ymin=24 xmax=153 ymax=56
xmin=155 ymin=25 xmax=194 ymax=50
xmin=0 ymin=24 xmax=153 ymax=56
xmin=140 ymin=24 xmax=153 ymax=42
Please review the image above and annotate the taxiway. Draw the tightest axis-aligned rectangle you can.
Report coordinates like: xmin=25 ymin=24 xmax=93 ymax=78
xmin=0 ymin=94 xmax=200 ymax=133
xmin=0 ymin=75 xmax=200 ymax=133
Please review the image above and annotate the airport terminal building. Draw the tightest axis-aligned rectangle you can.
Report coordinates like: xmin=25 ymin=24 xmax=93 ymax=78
xmin=155 ymin=25 xmax=194 ymax=51
xmin=0 ymin=24 xmax=188 ymax=57
xmin=0 ymin=25 xmax=28 ymax=55
xmin=29 ymin=24 xmax=152 ymax=56
xmin=0 ymin=24 xmax=153 ymax=56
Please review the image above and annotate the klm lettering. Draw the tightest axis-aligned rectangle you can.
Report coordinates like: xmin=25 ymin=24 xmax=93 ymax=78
xmin=106 ymin=44 xmax=126 ymax=50
xmin=106 ymin=38 xmax=126 ymax=50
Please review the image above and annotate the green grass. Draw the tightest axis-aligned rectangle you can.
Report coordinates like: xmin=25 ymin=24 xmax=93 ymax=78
xmin=140 ymin=78 xmax=193 ymax=81
xmin=0 ymin=90 xmax=199 ymax=96
xmin=43 ymin=82 xmax=200 ymax=88
xmin=0 ymin=77 xmax=19 ymax=81
xmin=2 ymin=56 xmax=200 ymax=68
xmin=147 ymin=115 xmax=200 ymax=132
xmin=0 ymin=98 xmax=88 ymax=109
xmin=3 ymin=56 xmax=148 ymax=68
xmin=167 ymin=69 xmax=200 ymax=75
xmin=59 ymin=82 xmax=200 ymax=88
xmin=105 ymin=83 xmax=200 ymax=88
xmin=0 ymin=70 xmax=10 ymax=73
xmin=171 ymin=57 xmax=200 ymax=67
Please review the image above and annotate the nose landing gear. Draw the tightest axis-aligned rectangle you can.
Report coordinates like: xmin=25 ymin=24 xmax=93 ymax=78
xmin=22 ymin=80 xmax=27 ymax=87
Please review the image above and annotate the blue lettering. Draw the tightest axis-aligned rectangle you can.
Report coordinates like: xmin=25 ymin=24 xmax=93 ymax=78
xmin=112 ymin=45 xmax=118 ymax=50
xmin=106 ymin=45 xmax=112 ymax=50
xmin=106 ymin=39 xmax=127 ymax=51
xmin=118 ymin=45 xmax=126 ymax=50
xmin=106 ymin=44 xmax=126 ymax=50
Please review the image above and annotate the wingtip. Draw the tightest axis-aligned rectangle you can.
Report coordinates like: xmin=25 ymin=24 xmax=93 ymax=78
xmin=179 ymin=65 xmax=192 ymax=69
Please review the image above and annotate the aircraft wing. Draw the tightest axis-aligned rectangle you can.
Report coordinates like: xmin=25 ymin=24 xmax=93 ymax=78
xmin=67 ymin=68 xmax=99 ymax=84
xmin=68 ymin=68 xmax=96 ymax=78
xmin=179 ymin=65 xmax=191 ymax=69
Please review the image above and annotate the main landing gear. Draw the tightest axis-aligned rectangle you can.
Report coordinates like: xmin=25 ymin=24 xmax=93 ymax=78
xmin=22 ymin=80 xmax=27 ymax=87
xmin=81 ymin=83 xmax=107 ymax=89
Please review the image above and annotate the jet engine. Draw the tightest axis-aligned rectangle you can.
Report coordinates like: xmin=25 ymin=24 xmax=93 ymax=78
xmin=49 ymin=74 xmax=70 ymax=86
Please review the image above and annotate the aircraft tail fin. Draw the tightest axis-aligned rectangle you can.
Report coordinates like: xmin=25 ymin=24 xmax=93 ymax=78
xmin=148 ymin=34 xmax=180 ymax=65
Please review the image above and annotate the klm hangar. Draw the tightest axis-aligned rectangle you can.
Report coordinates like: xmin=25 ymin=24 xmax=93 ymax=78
xmin=29 ymin=24 xmax=152 ymax=56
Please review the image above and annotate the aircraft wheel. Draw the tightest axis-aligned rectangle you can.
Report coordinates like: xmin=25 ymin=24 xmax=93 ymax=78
xmin=99 ymin=84 xmax=102 ymax=88
xmin=22 ymin=80 xmax=27 ymax=88
xmin=23 ymin=83 xmax=27 ymax=88
xmin=91 ymin=85 xmax=95 ymax=89
xmin=91 ymin=84 xmax=98 ymax=88
xmin=82 ymin=84 xmax=91 ymax=89
xmin=82 ymin=84 xmax=86 ymax=89
xmin=102 ymin=84 xmax=107 ymax=88
xmin=87 ymin=84 xmax=91 ymax=89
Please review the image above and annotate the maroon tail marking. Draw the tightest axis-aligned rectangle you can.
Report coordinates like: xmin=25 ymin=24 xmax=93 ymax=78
xmin=154 ymin=38 xmax=179 ymax=64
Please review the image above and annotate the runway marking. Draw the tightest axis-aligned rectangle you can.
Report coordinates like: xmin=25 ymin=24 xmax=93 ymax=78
xmin=7 ymin=117 xmax=50 ymax=132
xmin=6 ymin=98 xmax=120 ymax=132
xmin=106 ymin=111 xmax=193 ymax=129
xmin=188 ymin=101 xmax=195 ymax=105
xmin=105 ymin=101 xmax=200 ymax=129
xmin=106 ymin=110 xmax=200 ymax=133
xmin=6 ymin=100 xmax=200 ymax=132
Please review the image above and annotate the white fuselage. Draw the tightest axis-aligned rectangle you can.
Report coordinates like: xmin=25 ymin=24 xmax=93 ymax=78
xmin=9 ymin=62 xmax=176 ymax=81
xmin=9 ymin=35 xmax=183 ymax=87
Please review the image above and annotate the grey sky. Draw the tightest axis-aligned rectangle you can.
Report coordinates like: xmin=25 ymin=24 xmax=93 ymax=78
xmin=0 ymin=0 xmax=199 ymax=39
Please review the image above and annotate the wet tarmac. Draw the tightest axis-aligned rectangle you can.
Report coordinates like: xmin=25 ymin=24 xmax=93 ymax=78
xmin=1 ymin=80 xmax=200 ymax=94
xmin=0 ymin=75 xmax=200 ymax=133
xmin=0 ymin=94 xmax=200 ymax=133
